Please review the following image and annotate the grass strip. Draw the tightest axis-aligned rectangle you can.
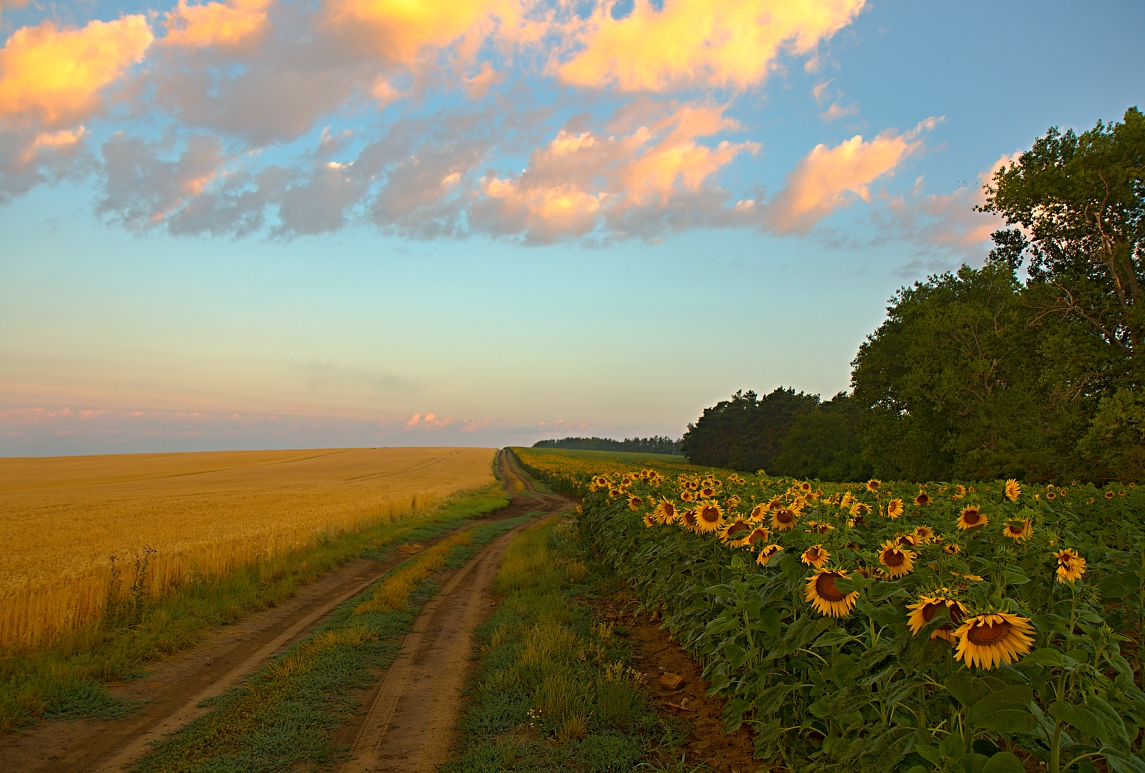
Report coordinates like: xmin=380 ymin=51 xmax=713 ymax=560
xmin=0 ymin=485 xmax=509 ymax=733
xmin=442 ymin=517 xmax=683 ymax=773
xmin=129 ymin=513 xmax=535 ymax=773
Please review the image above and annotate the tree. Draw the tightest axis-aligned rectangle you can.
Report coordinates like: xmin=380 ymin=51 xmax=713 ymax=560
xmin=981 ymin=106 xmax=1144 ymax=480
xmin=980 ymin=106 xmax=1144 ymax=378
xmin=681 ymin=388 xmax=819 ymax=472
xmin=771 ymin=392 xmax=871 ymax=482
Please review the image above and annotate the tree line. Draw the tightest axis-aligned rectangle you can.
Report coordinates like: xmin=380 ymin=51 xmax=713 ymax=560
xmin=684 ymin=107 xmax=1144 ymax=484
xmin=532 ymin=436 xmax=684 ymax=455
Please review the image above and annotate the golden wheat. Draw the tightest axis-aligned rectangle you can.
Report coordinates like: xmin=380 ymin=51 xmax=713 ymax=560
xmin=0 ymin=447 xmax=496 ymax=648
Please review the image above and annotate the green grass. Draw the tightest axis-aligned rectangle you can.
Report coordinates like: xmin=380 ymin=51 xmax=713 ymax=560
xmin=442 ymin=517 xmax=683 ymax=773
xmin=129 ymin=514 xmax=534 ymax=773
xmin=0 ymin=485 xmax=509 ymax=734
xmin=515 ymin=448 xmax=693 ymax=466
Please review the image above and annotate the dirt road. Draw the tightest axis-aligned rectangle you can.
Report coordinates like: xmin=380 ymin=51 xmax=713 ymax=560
xmin=0 ymin=449 xmax=573 ymax=773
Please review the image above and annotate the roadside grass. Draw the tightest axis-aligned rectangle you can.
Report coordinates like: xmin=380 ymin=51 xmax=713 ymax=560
xmin=442 ymin=517 xmax=683 ymax=773
xmin=0 ymin=484 xmax=509 ymax=734
xmin=129 ymin=514 xmax=535 ymax=773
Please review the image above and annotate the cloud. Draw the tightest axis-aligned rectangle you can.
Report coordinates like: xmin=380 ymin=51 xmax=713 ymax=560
xmin=764 ymin=118 xmax=936 ymax=233
xmin=0 ymin=125 xmax=91 ymax=201
xmin=820 ymin=102 xmax=856 ymax=121
xmin=872 ymin=152 xmax=1020 ymax=256
xmin=557 ymin=0 xmax=866 ymax=92
xmin=470 ymin=102 xmax=758 ymax=242
xmin=164 ymin=0 xmax=273 ymax=49
xmin=98 ymin=131 xmax=230 ymax=229
xmin=0 ymin=17 xmax=153 ymax=129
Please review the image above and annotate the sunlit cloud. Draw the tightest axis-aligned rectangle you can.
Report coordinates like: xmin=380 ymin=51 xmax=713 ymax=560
xmin=164 ymin=0 xmax=273 ymax=49
xmin=764 ymin=118 xmax=937 ymax=233
xmin=557 ymin=0 xmax=866 ymax=91
xmin=0 ymin=17 xmax=153 ymax=129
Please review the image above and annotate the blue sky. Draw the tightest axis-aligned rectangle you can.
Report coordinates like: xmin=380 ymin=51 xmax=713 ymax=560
xmin=0 ymin=0 xmax=1141 ymax=455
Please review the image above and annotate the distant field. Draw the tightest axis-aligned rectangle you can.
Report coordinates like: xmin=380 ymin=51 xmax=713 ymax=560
xmin=0 ymin=447 xmax=496 ymax=648
xmin=511 ymin=447 xmax=702 ymax=496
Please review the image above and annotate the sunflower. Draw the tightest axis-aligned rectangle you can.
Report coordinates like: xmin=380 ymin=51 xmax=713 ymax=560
xmin=953 ymin=612 xmax=1035 ymax=670
xmin=942 ymin=542 xmax=962 ymax=555
xmin=756 ymin=544 xmax=783 ymax=566
xmin=1004 ymin=479 xmax=1021 ymax=502
xmin=799 ymin=481 xmax=813 ymax=493
xmin=628 ymin=495 xmax=643 ymax=511
xmin=913 ymin=525 xmax=936 ymax=544
xmin=952 ymin=484 xmax=967 ymax=500
xmin=653 ymin=500 xmax=678 ymax=524
xmin=771 ymin=508 xmax=797 ymax=531
xmin=680 ymin=490 xmax=695 ymax=503
xmin=1055 ymin=549 xmax=1087 ymax=583
xmin=878 ymin=540 xmax=916 ymax=579
xmin=741 ymin=527 xmax=770 ymax=547
xmin=957 ymin=505 xmax=987 ymax=530
xmin=722 ymin=519 xmax=752 ymax=541
xmin=895 ymin=533 xmax=920 ymax=548
xmin=608 ymin=488 xmax=622 ymax=499
xmin=801 ymin=545 xmax=830 ymax=569
xmin=699 ymin=486 xmax=716 ymax=499
xmin=885 ymin=499 xmax=904 ymax=519
xmin=694 ymin=501 xmax=724 ymax=533
xmin=1003 ymin=519 xmax=1032 ymax=542
xmin=642 ymin=513 xmax=656 ymax=528
xmin=804 ymin=569 xmax=861 ymax=617
xmin=1105 ymin=490 xmax=1115 ymax=500
xmin=915 ymin=491 xmax=932 ymax=507
xmin=907 ymin=594 xmax=969 ymax=643
xmin=749 ymin=503 xmax=769 ymax=521
xmin=866 ymin=479 xmax=881 ymax=493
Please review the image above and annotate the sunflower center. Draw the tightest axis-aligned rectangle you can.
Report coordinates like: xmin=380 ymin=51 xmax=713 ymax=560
xmin=701 ymin=507 xmax=719 ymax=523
xmin=777 ymin=510 xmax=793 ymax=524
xmin=815 ymin=572 xmax=847 ymax=602
xmin=883 ymin=550 xmax=905 ymax=567
xmin=967 ymin=619 xmax=1012 ymax=646
xmin=963 ymin=510 xmax=980 ymax=524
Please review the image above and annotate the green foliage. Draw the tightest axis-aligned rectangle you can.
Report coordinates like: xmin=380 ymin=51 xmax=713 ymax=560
xmin=534 ymin=436 xmax=684 ymax=455
xmin=682 ymin=388 xmax=820 ymax=473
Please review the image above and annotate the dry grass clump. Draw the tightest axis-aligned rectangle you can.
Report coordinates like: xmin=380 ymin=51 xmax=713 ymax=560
xmin=354 ymin=531 xmax=473 ymax=615
xmin=0 ymin=447 xmax=495 ymax=648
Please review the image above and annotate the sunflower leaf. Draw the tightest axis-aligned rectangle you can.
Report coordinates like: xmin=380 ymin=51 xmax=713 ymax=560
xmin=981 ymin=751 xmax=1026 ymax=773
xmin=966 ymin=685 xmax=1036 ymax=733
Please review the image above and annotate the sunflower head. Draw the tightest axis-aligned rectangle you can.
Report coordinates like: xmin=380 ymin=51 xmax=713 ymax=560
xmin=1105 ymin=490 xmax=1115 ymax=500
xmin=799 ymin=481 xmax=812 ymax=493
xmin=722 ymin=519 xmax=752 ymax=541
xmin=913 ymin=525 xmax=936 ymax=544
xmin=804 ymin=569 xmax=860 ymax=617
xmin=749 ymin=503 xmax=769 ymax=521
xmin=680 ymin=508 xmax=699 ymax=531
xmin=943 ymin=542 xmax=962 ymax=555
xmin=878 ymin=540 xmax=916 ymax=579
xmin=866 ymin=479 xmax=881 ymax=493
xmin=699 ymin=486 xmax=716 ymax=499
xmin=801 ymin=545 xmax=830 ymax=569
xmin=952 ymin=484 xmax=967 ymax=500
xmin=679 ymin=489 xmax=695 ymax=503
xmin=1003 ymin=519 xmax=1032 ymax=542
xmin=895 ymin=533 xmax=920 ymax=548
xmin=756 ymin=544 xmax=783 ymax=566
xmin=1004 ymin=479 xmax=1021 ymax=502
xmin=654 ymin=500 xmax=677 ymax=524
xmin=770 ymin=508 xmax=797 ymax=531
xmin=1054 ymin=548 xmax=1086 ymax=584
xmin=742 ymin=527 xmax=770 ymax=547
xmin=628 ymin=495 xmax=643 ymax=511
xmin=957 ymin=505 xmax=987 ymax=530
xmin=642 ymin=513 xmax=656 ymax=528
xmin=694 ymin=501 xmax=724 ymax=532
xmin=907 ymin=594 xmax=968 ymax=642
xmin=885 ymin=499 xmax=904 ymax=519
xmin=915 ymin=491 xmax=931 ymax=507
xmin=953 ymin=612 xmax=1035 ymax=669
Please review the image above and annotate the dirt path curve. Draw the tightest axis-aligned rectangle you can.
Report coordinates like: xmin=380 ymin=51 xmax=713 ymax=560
xmin=336 ymin=451 xmax=574 ymax=772
xmin=0 ymin=449 xmax=568 ymax=773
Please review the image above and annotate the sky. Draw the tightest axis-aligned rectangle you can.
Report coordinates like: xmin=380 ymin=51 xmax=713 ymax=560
xmin=0 ymin=0 xmax=1141 ymax=456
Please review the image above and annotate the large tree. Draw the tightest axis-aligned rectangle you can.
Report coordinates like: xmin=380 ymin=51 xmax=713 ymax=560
xmin=980 ymin=106 xmax=1144 ymax=480
xmin=681 ymin=388 xmax=819 ymax=472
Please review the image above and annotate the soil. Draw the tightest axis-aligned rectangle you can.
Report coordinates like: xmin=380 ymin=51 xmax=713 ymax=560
xmin=595 ymin=591 xmax=763 ymax=773
xmin=0 ymin=451 xmax=570 ymax=773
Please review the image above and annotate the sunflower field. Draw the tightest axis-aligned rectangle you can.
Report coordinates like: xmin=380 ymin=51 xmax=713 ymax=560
xmin=513 ymin=449 xmax=1145 ymax=773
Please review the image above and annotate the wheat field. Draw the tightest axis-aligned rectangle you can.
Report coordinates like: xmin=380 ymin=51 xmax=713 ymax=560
xmin=0 ymin=447 xmax=497 ymax=648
